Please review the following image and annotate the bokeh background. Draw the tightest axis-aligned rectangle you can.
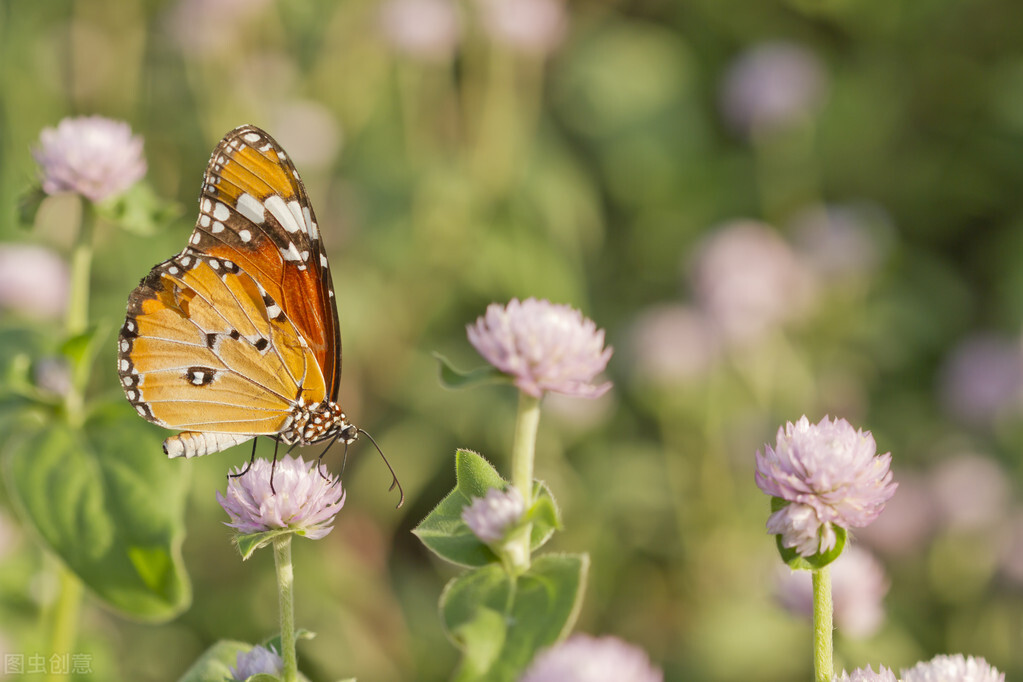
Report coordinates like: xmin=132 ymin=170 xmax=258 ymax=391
xmin=3 ymin=0 xmax=1023 ymax=680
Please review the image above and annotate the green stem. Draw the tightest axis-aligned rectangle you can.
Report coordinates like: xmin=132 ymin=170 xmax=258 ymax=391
xmin=507 ymin=392 xmax=541 ymax=574
xmin=812 ymin=566 xmax=834 ymax=682
xmin=65 ymin=200 xmax=94 ymax=337
xmin=63 ymin=200 xmax=95 ymax=429
xmin=274 ymin=535 xmax=298 ymax=682
xmin=43 ymin=566 xmax=82 ymax=682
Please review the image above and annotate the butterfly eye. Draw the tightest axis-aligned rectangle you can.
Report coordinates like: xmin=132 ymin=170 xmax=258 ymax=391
xmin=340 ymin=424 xmax=359 ymax=444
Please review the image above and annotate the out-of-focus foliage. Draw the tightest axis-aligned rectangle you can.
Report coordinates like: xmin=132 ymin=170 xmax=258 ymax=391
xmin=3 ymin=0 xmax=1023 ymax=680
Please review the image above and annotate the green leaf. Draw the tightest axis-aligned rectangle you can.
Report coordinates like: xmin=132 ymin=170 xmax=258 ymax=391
xmin=441 ymin=554 xmax=589 ymax=682
xmin=176 ymin=640 xmax=252 ymax=682
xmin=770 ymin=497 xmax=847 ymax=570
xmin=18 ymin=186 xmax=48 ymax=228
xmin=2 ymin=403 xmax=191 ymax=621
xmin=234 ymin=528 xmax=294 ymax=561
xmin=433 ymin=353 xmax=509 ymax=390
xmin=413 ymin=450 xmax=506 ymax=567
xmin=95 ymin=181 xmax=183 ymax=236
xmin=413 ymin=451 xmax=562 ymax=566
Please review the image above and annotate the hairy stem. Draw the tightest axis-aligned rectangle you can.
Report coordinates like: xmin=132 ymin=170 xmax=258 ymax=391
xmin=812 ymin=566 xmax=834 ymax=682
xmin=274 ymin=535 xmax=298 ymax=682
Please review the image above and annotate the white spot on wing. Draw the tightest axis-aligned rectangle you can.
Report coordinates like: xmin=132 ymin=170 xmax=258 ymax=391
xmin=202 ymin=198 xmax=212 ymax=212
xmin=213 ymin=202 xmax=230 ymax=221
xmin=237 ymin=193 xmax=266 ymax=224
xmin=280 ymin=242 xmax=302 ymax=261
xmin=212 ymin=221 xmax=225 ymax=233
xmin=265 ymin=195 xmax=302 ymax=234
xmin=199 ymin=214 xmax=211 ymax=228
xmin=302 ymin=206 xmax=319 ymax=240
xmin=244 ymin=132 xmax=262 ymax=143
xmin=320 ymin=253 xmax=328 ymax=268
xmin=239 ymin=229 xmax=252 ymax=242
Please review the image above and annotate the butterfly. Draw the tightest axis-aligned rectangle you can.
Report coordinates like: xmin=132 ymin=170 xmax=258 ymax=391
xmin=117 ymin=125 xmax=398 ymax=499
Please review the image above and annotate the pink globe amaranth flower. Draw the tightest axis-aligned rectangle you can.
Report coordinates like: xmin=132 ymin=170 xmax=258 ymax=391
xmin=217 ymin=455 xmax=346 ymax=540
xmin=467 ymin=298 xmax=613 ymax=399
xmin=33 ymin=116 xmax=147 ymax=203
xmin=0 ymin=244 xmax=70 ymax=320
xmin=719 ymin=41 xmax=827 ymax=137
xmin=462 ymin=486 xmax=525 ymax=544
xmin=380 ymin=0 xmax=462 ymax=61
xmin=519 ymin=634 xmax=662 ymax=682
xmin=833 ymin=665 xmax=897 ymax=682
xmin=901 ymin=654 xmax=1004 ymax=682
xmin=475 ymin=0 xmax=567 ymax=56
xmin=776 ymin=545 xmax=888 ymax=638
xmin=230 ymin=644 xmax=283 ymax=681
xmin=938 ymin=333 xmax=1023 ymax=426
xmin=755 ymin=416 xmax=897 ymax=556
xmin=689 ymin=220 xmax=816 ymax=345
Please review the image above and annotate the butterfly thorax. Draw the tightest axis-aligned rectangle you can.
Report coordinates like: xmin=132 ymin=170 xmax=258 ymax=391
xmin=281 ymin=400 xmax=357 ymax=446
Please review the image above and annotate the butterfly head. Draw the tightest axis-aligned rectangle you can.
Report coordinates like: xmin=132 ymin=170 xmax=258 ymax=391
xmin=284 ymin=400 xmax=358 ymax=446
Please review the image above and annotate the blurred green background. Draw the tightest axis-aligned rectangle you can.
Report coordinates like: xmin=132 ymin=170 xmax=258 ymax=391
xmin=4 ymin=0 xmax=1023 ymax=680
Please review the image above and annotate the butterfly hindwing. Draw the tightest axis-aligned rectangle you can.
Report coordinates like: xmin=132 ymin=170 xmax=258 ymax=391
xmin=118 ymin=252 xmax=328 ymax=437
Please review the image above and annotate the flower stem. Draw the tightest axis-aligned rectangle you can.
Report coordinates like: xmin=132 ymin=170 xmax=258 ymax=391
xmin=273 ymin=535 xmax=298 ymax=682
xmin=508 ymin=392 xmax=541 ymax=574
xmin=812 ymin=566 xmax=834 ymax=682
xmin=43 ymin=565 xmax=82 ymax=682
xmin=65 ymin=200 xmax=94 ymax=338
xmin=63 ymin=200 xmax=95 ymax=429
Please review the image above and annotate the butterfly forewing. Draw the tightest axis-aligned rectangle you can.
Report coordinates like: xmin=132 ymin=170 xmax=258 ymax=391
xmin=118 ymin=125 xmax=344 ymax=457
xmin=186 ymin=125 xmax=340 ymax=398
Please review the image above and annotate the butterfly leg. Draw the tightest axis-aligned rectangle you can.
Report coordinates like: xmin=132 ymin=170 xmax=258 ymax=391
xmin=269 ymin=437 xmax=282 ymax=495
xmin=314 ymin=436 xmax=339 ymax=485
xmin=229 ymin=438 xmax=260 ymax=479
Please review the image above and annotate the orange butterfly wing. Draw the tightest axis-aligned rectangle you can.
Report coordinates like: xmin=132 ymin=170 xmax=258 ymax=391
xmin=118 ymin=125 xmax=340 ymax=456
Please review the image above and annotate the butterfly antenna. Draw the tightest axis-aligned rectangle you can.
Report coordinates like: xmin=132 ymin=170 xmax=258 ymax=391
xmin=229 ymin=438 xmax=260 ymax=479
xmin=358 ymin=428 xmax=404 ymax=508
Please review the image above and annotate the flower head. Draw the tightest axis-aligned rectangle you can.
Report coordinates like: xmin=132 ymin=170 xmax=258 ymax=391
xmin=462 ymin=486 xmax=525 ymax=544
xmin=689 ymin=220 xmax=816 ymax=345
xmin=833 ymin=665 xmax=897 ymax=682
xmin=0 ymin=244 xmax=70 ymax=320
xmin=519 ymin=634 xmax=662 ymax=682
xmin=901 ymin=654 xmax=1004 ymax=682
xmin=217 ymin=455 xmax=346 ymax=539
xmin=380 ymin=0 xmax=462 ymax=61
xmin=33 ymin=116 xmax=146 ymax=203
xmin=719 ymin=41 xmax=827 ymax=137
xmin=467 ymin=298 xmax=613 ymax=399
xmin=755 ymin=416 xmax=897 ymax=556
xmin=230 ymin=644 xmax=283 ymax=681
xmin=475 ymin=0 xmax=567 ymax=56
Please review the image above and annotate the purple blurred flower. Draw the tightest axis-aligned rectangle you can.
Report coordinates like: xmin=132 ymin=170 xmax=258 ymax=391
xmin=833 ymin=665 xmax=897 ymax=682
xmin=462 ymin=486 xmax=525 ymax=544
xmin=467 ymin=298 xmax=613 ymax=399
xmin=901 ymin=654 xmax=1004 ymax=682
xmin=217 ymin=455 xmax=345 ymax=540
xmin=0 ymin=244 xmax=70 ymax=320
xmin=755 ymin=416 xmax=897 ymax=556
xmin=719 ymin=41 xmax=827 ymax=137
xmin=690 ymin=220 xmax=816 ymax=345
xmin=380 ymin=0 xmax=462 ymax=61
xmin=854 ymin=473 xmax=937 ymax=558
xmin=625 ymin=304 xmax=720 ymax=384
xmin=929 ymin=454 xmax=1009 ymax=531
xmin=166 ymin=0 xmax=273 ymax=56
xmin=33 ymin=116 xmax=146 ymax=203
xmin=519 ymin=634 xmax=662 ymax=682
xmin=776 ymin=545 xmax=888 ymax=638
xmin=476 ymin=0 xmax=567 ymax=56
xmin=939 ymin=334 xmax=1023 ymax=426
xmin=789 ymin=203 xmax=890 ymax=281
xmin=230 ymin=644 xmax=283 ymax=681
